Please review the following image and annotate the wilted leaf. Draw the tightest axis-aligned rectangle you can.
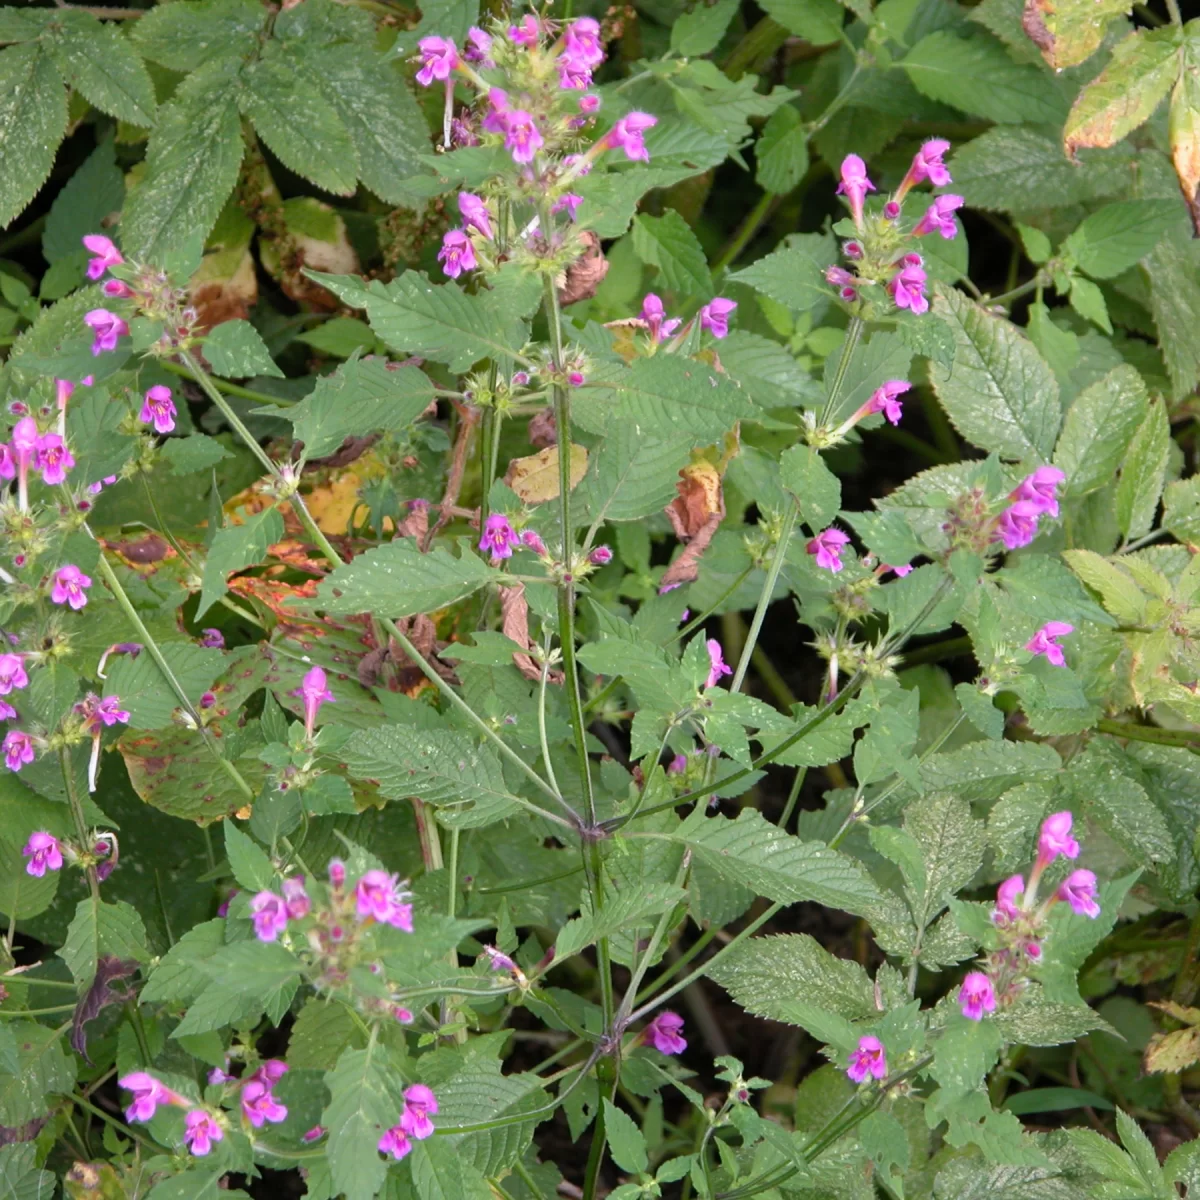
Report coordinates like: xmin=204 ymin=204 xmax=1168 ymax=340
xmin=504 ymin=444 xmax=588 ymax=504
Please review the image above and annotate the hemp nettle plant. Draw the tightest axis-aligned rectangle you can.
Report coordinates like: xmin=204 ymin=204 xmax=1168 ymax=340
xmin=4 ymin=1 xmax=1200 ymax=1199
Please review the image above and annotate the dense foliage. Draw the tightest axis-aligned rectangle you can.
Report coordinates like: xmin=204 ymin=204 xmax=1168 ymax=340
xmin=3 ymin=0 xmax=1200 ymax=1197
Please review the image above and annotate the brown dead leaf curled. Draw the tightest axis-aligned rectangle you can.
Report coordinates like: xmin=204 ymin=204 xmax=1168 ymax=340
xmin=660 ymin=463 xmax=726 ymax=592
xmin=558 ymin=230 xmax=609 ymax=306
xmin=501 ymin=583 xmax=563 ymax=684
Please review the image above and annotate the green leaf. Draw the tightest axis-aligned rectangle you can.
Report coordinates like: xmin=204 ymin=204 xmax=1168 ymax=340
xmin=1065 ymin=200 xmax=1180 ymax=279
xmin=0 ymin=1021 xmax=76 ymax=1126
xmin=1068 ymin=275 xmax=1111 ymax=334
xmin=955 ymin=683 xmax=1005 ymax=740
xmin=718 ymin=330 xmax=821 ymax=408
xmin=198 ymin=508 xmax=285 ymax=618
xmin=287 ymin=997 xmax=365 ymax=1070
xmin=224 ymin=822 xmax=275 ymax=892
xmin=1115 ymin=399 xmax=1169 ymax=542
xmin=240 ymin=51 xmax=359 ymax=196
xmin=305 ymin=268 xmax=524 ymax=373
xmin=1053 ymin=364 xmax=1149 ymax=497
xmin=1061 ymin=549 xmax=1146 ymax=623
xmin=930 ymin=285 xmax=1060 ymax=460
xmin=603 ymin=1099 xmax=649 ymax=1176
xmin=729 ymin=233 xmax=838 ymax=313
xmin=173 ymin=941 xmax=300 ymax=1037
xmin=780 ymin=444 xmax=841 ymax=529
xmin=341 ymin=725 xmax=523 ymax=828
xmin=1068 ymin=749 xmax=1175 ymax=871
xmin=140 ymin=918 xmax=226 ymax=1004
xmin=323 ymin=1043 xmax=405 ymax=1200
xmin=42 ymin=135 xmax=125 ymax=264
xmin=60 ymin=898 xmax=150 ymax=993
xmin=756 ymin=103 xmax=809 ymax=195
xmin=666 ymin=808 xmax=885 ymax=916
xmin=912 ymin=739 xmax=1063 ymax=802
xmin=132 ymin=0 xmax=266 ymax=72
xmin=47 ymin=13 xmax=157 ymax=127
xmin=1064 ymin=25 xmax=1183 ymax=156
xmin=757 ymin=0 xmax=844 ymax=43
xmin=1002 ymin=1086 xmax=1114 ymax=1114
xmin=121 ymin=60 xmax=244 ymax=263
xmin=903 ymin=31 xmax=1064 ymax=125
xmin=411 ymin=1139 xmax=494 ymax=1200
xmin=555 ymin=882 xmax=688 ymax=961
xmin=903 ymin=791 xmax=986 ymax=929
xmin=0 ymin=1144 xmax=57 ymax=1200
xmin=1146 ymin=228 xmax=1200 ymax=402
xmin=280 ymin=354 xmax=435 ymax=459
xmin=580 ymin=424 xmax=692 ymax=524
xmin=105 ymin=642 xmax=224 ymax=730
xmin=993 ymin=999 xmax=1111 ymax=1047
xmin=203 ymin=318 xmax=283 ymax=379
xmin=824 ymin=329 xmax=912 ymax=428
xmin=0 ymin=45 xmax=68 ymax=230
xmin=316 ymin=538 xmax=496 ymax=616
xmin=161 ymin=433 xmax=233 ymax=476
xmin=671 ymin=0 xmax=740 ymax=56
xmin=632 ymin=209 xmax=712 ymax=299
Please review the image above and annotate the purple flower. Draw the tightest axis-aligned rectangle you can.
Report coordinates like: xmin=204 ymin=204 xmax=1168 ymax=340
xmin=139 ymin=385 xmax=176 ymax=434
xmin=200 ymin=628 xmax=225 ymax=649
xmin=282 ymin=876 xmax=311 ymax=920
xmin=438 ymin=229 xmax=477 ymax=279
xmin=993 ymin=874 xmax=1025 ymax=924
xmin=605 ymin=112 xmax=657 ymax=162
xmin=1058 ymin=868 xmax=1100 ymax=918
xmin=354 ymin=869 xmax=414 ymax=930
xmin=35 ymin=433 xmax=74 ymax=485
xmin=415 ymin=36 xmax=458 ymax=86
xmin=241 ymin=1079 xmax=288 ymax=1127
xmin=0 ymin=444 xmax=14 ymax=481
xmin=1011 ymin=465 xmax=1065 ymax=518
xmin=807 ymin=528 xmax=850 ymax=573
xmin=699 ymin=298 xmax=737 ymax=339
xmin=55 ymin=379 xmax=74 ymax=415
xmin=705 ymin=639 xmax=732 ymax=689
xmin=558 ymin=55 xmax=593 ymax=90
xmin=482 ymin=944 xmax=517 ymax=972
xmin=884 ymin=200 xmax=901 ymax=220
xmin=640 ymin=293 xmax=681 ymax=343
xmin=184 ymin=1110 xmax=224 ymax=1156
xmin=0 ymin=654 xmax=28 ymax=694
xmin=1037 ymin=811 xmax=1080 ymax=866
xmin=11 ymin=417 xmax=38 ymax=468
xmin=589 ymin=546 xmax=612 ymax=565
xmin=643 ymin=1011 xmax=687 ymax=1055
xmin=482 ymin=88 xmax=509 ymax=135
xmin=50 ymin=564 xmax=92 ymax=610
xmin=93 ymin=695 xmax=131 ymax=728
xmin=464 ymin=26 xmax=492 ymax=63
xmin=248 ymin=1059 xmax=288 ymax=1088
xmin=378 ymin=1125 xmax=412 ymax=1161
xmin=862 ymin=380 xmax=911 ymax=426
xmin=904 ymin=139 xmax=952 ymax=191
xmin=399 ymin=1084 xmax=438 ymax=1140
xmin=959 ymin=971 xmax=996 ymax=1021
xmin=328 ymin=858 xmax=346 ymax=888
xmin=82 ymin=234 xmax=123 ymax=280
xmin=509 ymin=14 xmax=540 ymax=45
xmin=881 ymin=564 xmax=913 ymax=578
xmin=0 ymin=699 xmax=16 ymax=722
xmin=847 ymin=1035 xmax=887 ymax=1083
xmin=889 ymin=261 xmax=928 ymax=314
xmin=564 ymin=17 xmax=604 ymax=68
xmin=914 ymin=194 xmax=964 ymax=239
xmin=22 ymin=831 xmax=63 ymax=877
xmin=551 ymin=193 xmax=583 ymax=221
xmin=249 ymin=891 xmax=289 ymax=942
xmin=292 ymin=665 xmax=334 ymax=737
xmin=1026 ymin=621 xmax=1073 ymax=667
xmin=992 ymin=501 xmax=1041 ymax=551
xmin=83 ymin=309 xmax=128 ymax=355
xmin=103 ymin=279 xmax=133 ymax=298
xmin=667 ymin=753 xmax=688 ymax=775
xmin=480 ymin=512 xmax=519 ymax=559
xmin=119 ymin=1073 xmax=179 ymax=1123
xmin=207 ymin=1066 xmax=231 ymax=1086
xmin=520 ymin=529 xmax=548 ymax=556
xmin=579 ymin=93 xmax=601 ymax=114
xmin=302 ymin=1125 xmax=326 ymax=1143
xmin=836 ymin=154 xmax=875 ymax=228
xmin=503 ymin=110 xmax=544 ymax=164
xmin=458 ymin=192 xmax=493 ymax=239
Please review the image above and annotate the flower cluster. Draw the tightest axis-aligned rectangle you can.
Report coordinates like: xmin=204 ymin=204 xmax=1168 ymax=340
xmin=642 ymin=1010 xmax=687 ymax=1055
xmin=826 ymin=141 xmax=964 ymax=318
xmin=958 ymin=810 xmax=1099 ymax=1021
xmin=377 ymin=1084 xmax=440 ymax=1162
xmin=990 ymin=465 xmax=1065 ymax=550
xmin=638 ymin=292 xmax=738 ymax=348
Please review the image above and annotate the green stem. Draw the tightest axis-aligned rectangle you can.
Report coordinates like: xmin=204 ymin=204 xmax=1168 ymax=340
xmin=1097 ymin=718 xmax=1200 ymax=749
xmin=125 ymin=999 xmax=152 ymax=1066
xmin=1165 ymin=0 xmax=1182 ymax=25
xmin=72 ymin=1091 xmax=154 ymax=1148
xmin=60 ymin=747 xmax=99 ymax=900
xmin=669 ymin=566 xmax=755 ymax=646
xmin=721 ymin=16 xmax=789 ymax=81
xmin=819 ymin=315 xmax=864 ymax=428
xmin=159 ymin=359 xmax=300 ymax=407
xmin=619 ymin=855 xmax=692 ymax=1022
xmin=729 ymin=502 xmax=798 ymax=693
xmin=712 ymin=191 xmax=776 ymax=274
xmin=777 ymin=767 xmax=807 ymax=830
xmin=637 ymin=924 xmax=720 ymax=1003
xmin=479 ymin=406 xmax=497 ymax=529
xmin=985 ymin=275 xmax=1046 ymax=308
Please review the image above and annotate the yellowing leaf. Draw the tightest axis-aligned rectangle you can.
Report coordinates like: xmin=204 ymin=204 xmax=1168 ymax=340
xmin=504 ymin=444 xmax=588 ymax=504
xmin=1144 ymin=1026 xmax=1200 ymax=1074
xmin=1021 ymin=0 xmax=1132 ymax=70
xmin=1170 ymin=65 xmax=1200 ymax=235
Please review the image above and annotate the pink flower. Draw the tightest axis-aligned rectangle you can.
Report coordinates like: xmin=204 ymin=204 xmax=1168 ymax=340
xmin=700 ymin=298 xmax=737 ymax=339
xmin=503 ymin=110 xmax=544 ymax=164
xmin=551 ymin=193 xmax=583 ymax=221
xmin=1026 ymin=621 xmax=1073 ymax=667
xmin=399 ymin=1084 xmax=438 ymax=1140
xmin=825 ymin=266 xmax=856 ymax=289
xmin=1011 ymin=465 xmax=1065 ymax=518
xmin=292 ymin=666 xmax=334 ymax=737
xmin=959 ymin=971 xmax=996 ymax=1021
xmin=508 ymin=14 xmax=540 ymax=45
xmin=1058 ymin=868 xmax=1100 ymax=918
xmin=1037 ymin=811 xmax=1080 ymax=866
xmin=282 ymin=876 xmax=311 ymax=920
xmin=579 ymin=93 xmax=601 ymax=114
xmin=241 ymin=1079 xmax=288 ymax=1127
xmin=0 ymin=654 xmax=28 ymax=694
xmin=22 ymin=831 xmax=63 ymax=877
xmin=11 ymin=417 xmax=38 ymax=465
xmin=0 ymin=699 xmax=17 ymax=722
xmin=482 ymin=944 xmax=517 ymax=972
xmin=55 ymin=378 xmax=74 ymax=413
xmin=667 ymin=753 xmax=688 ymax=775
xmin=92 ymin=695 xmax=130 ymax=728
xmin=847 ymin=1035 xmax=887 ymax=1083
xmin=520 ymin=529 xmax=547 ymax=556
xmin=882 ymin=564 xmax=912 ymax=577
xmin=836 ymin=154 xmax=875 ymax=228
xmin=640 ymin=293 xmax=681 ymax=342
xmin=103 ymin=279 xmax=133 ymax=298
xmin=378 ymin=1125 xmax=412 ymax=1161
xmin=564 ymin=17 xmax=604 ymax=68
xmin=248 ymin=1059 xmax=288 ymax=1087
xmin=200 ymin=629 xmax=225 ymax=649
xmin=605 ymin=112 xmax=657 ymax=162
xmin=51 ymin=564 xmax=92 ymax=610
xmin=993 ymin=874 xmax=1025 ymax=923
xmin=589 ymin=546 xmax=612 ymax=565
xmin=249 ymin=891 xmax=289 ymax=942
xmin=643 ymin=1011 xmax=687 ymax=1055
xmin=914 ymin=194 xmax=964 ymax=239
xmin=35 ymin=433 xmax=74 ymax=485
xmin=437 ymin=229 xmax=477 ymax=279
xmin=903 ymin=139 xmax=952 ymax=192
xmin=184 ymin=1110 xmax=224 ymax=1156
xmin=480 ymin=512 xmax=519 ymax=559
xmin=0 ymin=444 xmax=14 ymax=481
xmin=862 ymin=380 xmax=911 ymax=426
xmin=82 ymin=234 xmax=123 ymax=280
xmin=705 ymin=639 xmax=732 ymax=689
xmin=992 ymin=501 xmax=1041 ymax=550
xmin=354 ymin=869 xmax=413 ymax=930
xmin=807 ymin=528 xmax=850 ymax=573
xmin=458 ymin=192 xmax=493 ymax=239
xmin=207 ymin=1066 xmax=231 ymax=1085
xmin=119 ymin=1073 xmax=177 ymax=1123
xmin=415 ymin=36 xmax=458 ymax=86
xmin=482 ymin=88 xmax=509 ymax=135
xmin=139 ymin=385 xmax=176 ymax=434
xmin=558 ymin=55 xmax=593 ymax=90
xmin=889 ymin=261 xmax=928 ymax=314
xmin=83 ymin=309 xmax=128 ymax=355
xmin=302 ymin=1125 xmax=326 ymax=1143
xmin=464 ymin=26 xmax=492 ymax=63
xmin=328 ymin=858 xmax=346 ymax=888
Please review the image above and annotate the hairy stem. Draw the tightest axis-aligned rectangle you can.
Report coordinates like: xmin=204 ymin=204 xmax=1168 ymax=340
xmin=730 ymin=502 xmax=798 ymax=693
xmin=60 ymin=747 xmax=99 ymax=900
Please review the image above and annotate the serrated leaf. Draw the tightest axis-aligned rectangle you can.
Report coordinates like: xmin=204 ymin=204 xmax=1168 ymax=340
xmin=42 ymin=135 xmax=125 ymax=264
xmin=105 ymin=642 xmax=224 ymax=730
xmin=224 ymin=822 xmax=274 ymax=892
xmin=1053 ymin=364 xmax=1148 ymax=497
xmin=824 ymin=328 xmax=913 ymax=428
xmin=1065 ymin=200 xmax=1180 ymax=279
xmin=316 ymin=539 xmax=496 ymax=616
xmin=904 ymin=791 xmax=986 ymax=928
xmin=931 ymin=285 xmax=1060 ymax=460
xmin=1115 ymin=399 xmax=1169 ymax=542
xmin=718 ymin=329 xmax=821 ymax=407
xmin=780 ymin=444 xmax=841 ymax=529
xmin=1146 ymin=228 xmax=1200 ymax=402
xmin=60 ymin=898 xmax=150 ymax=993
xmin=1061 ymin=549 xmax=1146 ymax=623
xmin=1068 ymin=749 xmax=1174 ymax=870
xmin=671 ymin=0 xmax=740 ymax=56
xmin=48 ymin=13 xmax=157 ymax=127
xmin=1064 ymin=25 xmax=1183 ymax=157
xmin=1021 ymin=0 xmax=1132 ymax=70
xmin=911 ymin=739 xmax=1062 ymax=802
xmin=0 ymin=1021 xmax=76 ymax=1126
xmin=729 ymin=233 xmax=837 ymax=313
xmin=174 ymin=941 xmax=300 ymax=1037
xmin=140 ymin=918 xmax=226 ymax=1004
xmin=198 ymin=507 xmax=284 ymax=618
xmin=288 ymin=997 xmax=365 ymax=1070
xmin=132 ymin=0 xmax=266 ymax=72
xmin=756 ymin=103 xmax=809 ymax=195
xmin=757 ymin=0 xmax=844 ymax=42
xmin=0 ymin=1143 xmax=56 ymax=1200
xmin=0 ymin=44 xmax=68 ymax=230
xmin=603 ymin=1099 xmax=649 ymax=1175
xmin=323 ymin=1043 xmax=405 ymax=1200
xmin=203 ymin=318 xmax=283 ymax=379
xmin=632 ymin=209 xmax=712 ymax=299
xmin=555 ymin=882 xmax=687 ymax=961
xmin=411 ymin=1139 xmax=494 ymax=1200
xmin=161 ymin=433 xmax=232 ymax=476
xmin=580 ymin=423 xmax=692 ymax=523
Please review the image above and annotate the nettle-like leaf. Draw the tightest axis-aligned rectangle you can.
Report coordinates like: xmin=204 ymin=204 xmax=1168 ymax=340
xmin=0 ymin=44 xmax=68 ymax=230
xmin=323 ymin=1042 xmax=406 ymax=1200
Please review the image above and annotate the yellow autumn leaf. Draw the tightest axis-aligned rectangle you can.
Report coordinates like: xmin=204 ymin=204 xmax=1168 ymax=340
xmin=505 ymin=444 xmax=588 ymax=504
